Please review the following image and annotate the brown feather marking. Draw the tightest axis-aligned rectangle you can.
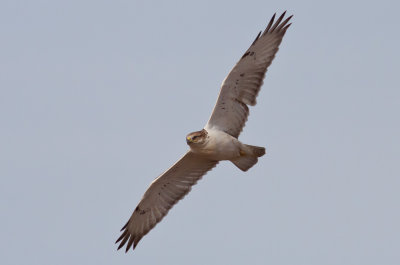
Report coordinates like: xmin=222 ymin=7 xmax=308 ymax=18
xmin=241 ymin=51 xmax=250 ymax=59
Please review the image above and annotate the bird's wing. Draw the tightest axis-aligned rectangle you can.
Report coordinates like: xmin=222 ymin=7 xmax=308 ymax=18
xmin=116 ymin=151 xmax=218 ymax=252
xmin=205 ymin=12 xmax=292 ymax=138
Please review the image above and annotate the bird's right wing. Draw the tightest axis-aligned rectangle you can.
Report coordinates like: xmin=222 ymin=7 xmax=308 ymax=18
xmin=116 ymin=151 xmax=218 ymax=252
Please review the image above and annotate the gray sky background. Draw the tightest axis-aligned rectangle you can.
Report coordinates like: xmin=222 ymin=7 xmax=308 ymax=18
xmin=1 ymin=0 xmax=399 ymax=264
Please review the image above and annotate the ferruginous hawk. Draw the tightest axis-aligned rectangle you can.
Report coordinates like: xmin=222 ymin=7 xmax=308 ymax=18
xmin=116 ymin=12 xmax=292 ymax=252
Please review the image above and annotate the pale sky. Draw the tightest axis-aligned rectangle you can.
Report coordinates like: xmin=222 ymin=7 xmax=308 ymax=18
xmin=1 ymin=0 xmax=399 ymax=264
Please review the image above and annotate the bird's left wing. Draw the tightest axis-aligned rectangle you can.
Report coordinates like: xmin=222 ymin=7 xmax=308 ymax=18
xmin=205 ymin=12 xmax=292 ymax=138
xmin=116 ymin=151 xmax=218 ymax=252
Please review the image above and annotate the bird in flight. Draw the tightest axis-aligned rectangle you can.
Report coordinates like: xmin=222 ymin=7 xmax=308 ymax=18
xmin=116 ymin=12 xmax=292 ymax=252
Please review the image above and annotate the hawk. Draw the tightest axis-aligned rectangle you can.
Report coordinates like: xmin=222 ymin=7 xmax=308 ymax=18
xmin=116 ymin=12 xmax=292 ymax=252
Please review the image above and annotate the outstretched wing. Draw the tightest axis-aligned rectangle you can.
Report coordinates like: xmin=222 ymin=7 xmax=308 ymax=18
xmin=205 ymin=12 xmax=292 ymax=138
xmin=116 ymin=152 xmax=218 ymax=252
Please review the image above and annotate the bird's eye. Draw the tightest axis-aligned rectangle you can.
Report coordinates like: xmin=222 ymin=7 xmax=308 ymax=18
xmin=192 ymin=136 xmax=198 ymax=140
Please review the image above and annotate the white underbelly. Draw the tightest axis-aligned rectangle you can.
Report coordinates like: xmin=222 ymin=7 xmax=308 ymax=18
xmin=196 ymin=129 xmax=241 ymax=160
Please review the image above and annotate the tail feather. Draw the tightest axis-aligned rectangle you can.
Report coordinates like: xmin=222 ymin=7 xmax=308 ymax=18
xmin=231 ymin=156 xmax=258 ymax=172
xmin=231 ymin=144 xmax=266 ymax=172
xmin=245 ymin=144 xmax=266 ymax=157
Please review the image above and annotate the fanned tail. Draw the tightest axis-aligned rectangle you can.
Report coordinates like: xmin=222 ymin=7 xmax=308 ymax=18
xmin=245 ymin=144 xmax=266 ymax=157
xmin=231 ymin=144 xmax=266 ymax=171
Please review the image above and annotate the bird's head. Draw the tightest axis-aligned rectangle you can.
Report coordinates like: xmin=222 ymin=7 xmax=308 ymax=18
xmin=186 ymin=129 xmax=208 ymax=145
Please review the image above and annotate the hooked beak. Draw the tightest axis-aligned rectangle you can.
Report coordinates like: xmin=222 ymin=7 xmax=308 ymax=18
xmin=186 ymin=136 xmax=192 ymax=144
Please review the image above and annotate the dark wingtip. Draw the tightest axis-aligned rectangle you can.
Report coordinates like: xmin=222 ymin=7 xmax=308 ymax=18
xmin=115 ymin=229 xmax=128 ymax=245
xmin=115 ymin=235 xmax=123 ymax=244
xmin=276 ymin=14 xmax=293 ymax=32
xmin=270 ymin=11 xmax=286 ymax=32
xmin=125 ymin=236 xmax=135 ymax=253
xmin=251 ymin=31 xmax=262 ymax=46
xmin=283 ymin=23 xmax=292 ymax=31
xmin=123 ymin=239 xmax=138 ymax=253
xmin=120 ymin=220 xmax=129 ymax=232
xmin=264 ymin=13 xmax=276 ymax=33
xmin=117 ymin=234 xmax=130 ymax=251
xmin=117 ymin=243 xmax=124 ymax=250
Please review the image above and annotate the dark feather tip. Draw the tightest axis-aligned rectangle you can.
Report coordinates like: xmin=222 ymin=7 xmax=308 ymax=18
xmin=120 ymin=220 xmax=129 ymax=231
